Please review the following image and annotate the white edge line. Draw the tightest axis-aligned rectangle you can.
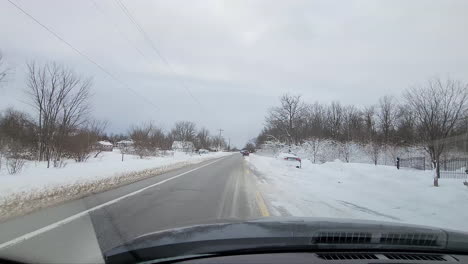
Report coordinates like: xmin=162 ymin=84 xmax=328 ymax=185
xmin=0 ymin=156 xmax=227 ymax=250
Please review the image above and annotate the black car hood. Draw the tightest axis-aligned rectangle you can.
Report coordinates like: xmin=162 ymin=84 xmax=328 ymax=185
xmin=104 ymin=217 xmax=468 ymax=263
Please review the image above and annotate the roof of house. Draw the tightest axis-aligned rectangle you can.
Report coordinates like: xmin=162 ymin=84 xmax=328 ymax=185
xmin=98 ymin=141 xmax=113 ymax=146
xmin=117 ymin=140 xmax=134 ymax=144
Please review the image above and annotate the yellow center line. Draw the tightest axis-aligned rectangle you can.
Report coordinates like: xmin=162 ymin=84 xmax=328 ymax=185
xmin=244 ymin=160 xmax=269 ymax=217
xmin=255 ymin=191 xmax=270 ymax=217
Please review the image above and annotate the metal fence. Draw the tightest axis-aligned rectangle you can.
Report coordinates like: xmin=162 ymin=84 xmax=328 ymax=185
xmin=399 ymin=157 xmax=426 ymax=170
xmin=439 ymin=158 xmax=468 ymax=179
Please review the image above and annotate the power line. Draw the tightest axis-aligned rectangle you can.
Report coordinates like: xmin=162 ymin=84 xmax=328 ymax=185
xmin=89 ymin=0 xmax=152 ymax=64
xmin=99 ymin=0 xmax=225 ymax=138
xmin=111 ymin=0 xmax=228 ymax=132
xmin=6 ymin=0 xmax=160 ymax=111
xmin=113 ymin=0 xmax=203 ymax=108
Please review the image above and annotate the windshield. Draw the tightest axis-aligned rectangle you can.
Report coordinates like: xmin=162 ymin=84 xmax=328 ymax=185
xmin=1 ymin=1 xmax=468 ymax=263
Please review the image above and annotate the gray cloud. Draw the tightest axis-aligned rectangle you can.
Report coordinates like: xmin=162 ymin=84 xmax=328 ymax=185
xmin=1 ymin=0 xmax=468 ymax=147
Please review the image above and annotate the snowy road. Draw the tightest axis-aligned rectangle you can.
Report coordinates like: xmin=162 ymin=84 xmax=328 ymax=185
xmin=0 ymin=154 xmax=265 ymax=263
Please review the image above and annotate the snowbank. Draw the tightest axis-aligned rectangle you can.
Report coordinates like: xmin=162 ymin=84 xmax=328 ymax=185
xmin=0 ymin=150 xmax=231 ymax=220
xmin=247 ymin=154 xmax=468 ymax=232
xmin=257 ymin=140 xmax=428 ymax=166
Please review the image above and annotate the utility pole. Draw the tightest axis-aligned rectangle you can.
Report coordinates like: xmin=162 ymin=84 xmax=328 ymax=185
xmin=228 ymin=138 xmax=231 ymax=151
xmin=218 ymin=129 xmax=224 ymax=151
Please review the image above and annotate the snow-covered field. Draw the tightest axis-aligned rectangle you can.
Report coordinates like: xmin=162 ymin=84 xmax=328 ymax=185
xmin=258 ymin=140 xmax=428 ymax=166
xmin=0 ymin=150 xmax=231 ymax=220
xmin=247 ymin=154 xmax=468 ymax=232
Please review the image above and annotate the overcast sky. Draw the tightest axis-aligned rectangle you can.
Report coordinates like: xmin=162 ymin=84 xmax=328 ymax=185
xmin=1 ymin=0 xmax=468 ymax=147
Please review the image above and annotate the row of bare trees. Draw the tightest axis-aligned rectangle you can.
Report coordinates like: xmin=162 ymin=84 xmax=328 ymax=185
xmin=259 ymin=95 xmax=417 ymax=146
xmin=169 ymin=121 xmax=227 ymax=150
xmin=257 ymin=78 xmax=468 ymax=186
xmin=127 ymin=121 xmax=227 ymax=158
xmin=1 ymin=60 xmax=227 ymax=171
xmin=1 ymin=53 xmax=229 ymax=174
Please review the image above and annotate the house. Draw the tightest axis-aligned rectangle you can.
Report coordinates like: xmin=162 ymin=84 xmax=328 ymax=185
xmin=97 ymin=141 xmax=113 ymax=151
xmin=116 ymin=139 xmax=134 ymax=149
xmin=172 ymin=141 xmax=195 ymax=153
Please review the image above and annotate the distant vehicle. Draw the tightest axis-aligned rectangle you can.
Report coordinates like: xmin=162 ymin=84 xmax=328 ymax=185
xmin=278 ymin=152 xmax=301 ymax=168
xmin=240 ymin=149 xmax=250 ymax=156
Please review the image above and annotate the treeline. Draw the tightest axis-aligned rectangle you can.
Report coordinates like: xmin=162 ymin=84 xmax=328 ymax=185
xmin=108 ymin=121 xmax=227 ymax=159
xmin=256 ymin=78 xmax=468 ymax=186
xmin=0 ymin=57 xmax=226 ymax=174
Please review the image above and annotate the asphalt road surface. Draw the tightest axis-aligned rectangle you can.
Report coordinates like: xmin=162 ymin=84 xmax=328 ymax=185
xmin=0 ymin=154 xmax=269 ymax=263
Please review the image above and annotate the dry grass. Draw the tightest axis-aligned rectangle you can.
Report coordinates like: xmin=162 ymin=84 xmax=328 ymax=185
xmin=0 ymin=161 xmax=192 ymax=222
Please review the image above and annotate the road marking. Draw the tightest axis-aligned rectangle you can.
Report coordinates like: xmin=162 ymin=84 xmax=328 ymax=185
xmin=0 ymin=157 xmax=227 ymax=250
xmin=255 ymin=191 xmax=270 ymax=217
xmin=230 ymin=172 xmax=241 ymax=217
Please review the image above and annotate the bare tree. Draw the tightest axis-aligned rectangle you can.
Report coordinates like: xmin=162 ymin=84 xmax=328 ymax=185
xmin=0 ymin=109 xmax=36 ymax=173
xmin=6 ymin=157 xmax=26 ymax=175
xmin=0 ymin=108 xmax=36 ymax=153
xmin=339 ymin=141 xmax=352 ymax=163
xmin=326 ymin=101 xmax=344 ymax=140
xmin=405 ymin=78 xmax=468 ymax=186
xmin=130 ymin=122 xmax=167 ymax=158
xmin=130 ymin=122 xmax=154 ymax=158
xmin=342 ymin=105 xmax=362 ymax=141
xmin=209 ymin=134 xmax=227 ymax=151
xmin=26 ymin=62 xmax=91 ymax=167
xmin=302 ymin=102 xmax=326 ymax=139
xmin=362 ymin=106 xmax=377 ymax=140
xmin=265 ymin=94 xmax=306 ymax=145
xmin=171 ymin=121 xmax=196 ymax=142
xmin=365 ymin=141 xmax=382 ymax=165
xmin=394 ymin=105 xmax=416 ymax=145
xmin=149 ymin=127 xmax=166 ymax=151
xmin=377 ymin=95 xmax=397 ymax=145
xmin=120 ymin=143 xmax=130 ymax=161
xmin=4 ymin=140 xmax=27 ymax=174
xmin=195 ymin=127 xmax=210 ymax=149
xmin=54 ymin=69 xmax=92 ymax=164
xmin=243 ymin=142 xmax=256 ymax=153
xmin=306 ymin=137 xmax=323 ymax=163
xmin=63 ymin=120 xmax=108 ymax=162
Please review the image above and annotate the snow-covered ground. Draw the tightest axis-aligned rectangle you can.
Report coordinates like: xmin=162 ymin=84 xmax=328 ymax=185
xmin=258 ymin=140 xmax=429 ymax=166
xmin=247 ymin=154 xmax=468 ymax=232
xmin=0 ymin=150 xmax=230 ymax=199
xmin=0 ymin=150 xmax=231 ymax=220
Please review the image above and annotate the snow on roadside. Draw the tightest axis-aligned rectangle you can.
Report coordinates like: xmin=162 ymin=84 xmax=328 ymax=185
xmin=0 ymin=150 xmax=231 ymax=220
xmin=247 ymin=154 xmax=468 ymax=232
